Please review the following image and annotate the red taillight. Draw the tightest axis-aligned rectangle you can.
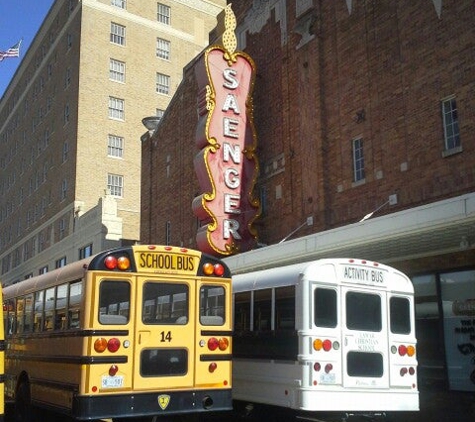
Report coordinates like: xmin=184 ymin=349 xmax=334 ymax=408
xmin=213 ymin=263 xmax=225 ymax=276
xmin=409 ymin=367 xmax=416 ymax=375
xmin=202 ymin=262 xmax=225 ymax=276
xmin=107 ymin=338 xmax=121 ymax=353
xmin=208 ymin=362 xmax=217 ymax=373
xmin=325 ymin=363 xmax=333 ymax=373
xmin=398 ymin=345 xmax=407 ymax=356
xmin=94 ymin=338 xmax=108 ymax=353
xmin=208 ymin=337 xmax=219 ymax=351
xmin=323 ymin=339 xmax=332 ymax=351
xmin=104 ymin=256 xmax=117 ymax=270
xmin=109 ymin=365 xmax=119 ymax=376
xmin=314 ymin=362 xmax=321 ymax=371
xmin=400 ymin=367 xmax=408 ymax=376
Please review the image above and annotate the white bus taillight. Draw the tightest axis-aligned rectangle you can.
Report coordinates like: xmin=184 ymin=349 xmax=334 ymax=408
xmin=313 ymin=338 xmax=340 ymax=352
xmin=392 ymin=344 xmax=416 ymax=357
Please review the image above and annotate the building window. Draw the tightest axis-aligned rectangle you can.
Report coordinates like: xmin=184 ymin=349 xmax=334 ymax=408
xmin=55 ymin=256 xmax=67 ymax=268
xmin=156 ymin=73 xmax=170 ymax=95
xmin=63 ymin=103 xmax=70 ymax=124
xmin=61 ymin=179 xmax=68 ymax=200
xmin=110 ymin=22 xmax=126 ymax=46
xmin=441 ymin=97 xmax=461 ymax=151
xmin=79 ymin=243 xmax=93 ymax=259
xmin=156 ymin=38 xmax=170 ymax=60
xmin=65 ymin=67 xmax=71 ymax=88
xmin=62 ymin=141 xmax=69 ymax=163
xmin=109 ymin=58 xmax=125 ymax=82
xmin=59 ymin=219 xmax=66 ymax=240
xmin=107 ymin=173 xmax=124 ymax=197
xmin=156 ymin=109 xmax=165 ymax=120
xmin=166 ymin=221 xmax=171 ymax=245
xmin=109 ymin=96 xmax=125 ymax=120
xmin=67 ymin=33 xmax=73 ymax=49
xmin=111 ymin=0 xmax=126 ymax=8
xmin=39 ymin=265 xmax=48 ymax=275
xmin=352 ymin=138 xmax=365 ymax=182
xmin=157 ymin=3 xmax=171 ymax=25
xmin=108 ymin=134 xmax=124 ymax=158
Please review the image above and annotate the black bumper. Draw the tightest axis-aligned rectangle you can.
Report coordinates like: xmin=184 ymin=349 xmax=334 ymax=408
xmin=72 ymin=388 xmax=232 ymax=420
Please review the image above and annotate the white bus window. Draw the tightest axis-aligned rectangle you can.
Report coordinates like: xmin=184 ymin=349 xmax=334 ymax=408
xmin=34 ymin=291 xmax=44 ymax=332
xmin=390 ymin=296 xmax=411 ymax=334
xmin=346 ymin=292 xmax=382 ymax=332
xmin=99 ymin=281 xmax=130 ymax=325
xmin=275 ymin=286 xmax=295 ymax=330
xmin=254 ymin=289 xmax=272 ymax=331
xmin=235 ymin=292 xmax=251 ymax=332
xmin=314 ymin=288 xmax=337 ymax=328
xmin=142 ymin=282 xmax=188 ymax=325
xmin=44 ymin=287 xmax=55 ymax=330
xmin=200 ymin=285 xmax=225 ymax=326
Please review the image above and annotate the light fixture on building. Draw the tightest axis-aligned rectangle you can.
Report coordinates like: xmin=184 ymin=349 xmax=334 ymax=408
xmin=360 ymin=194 xmax=398 ymax=222
xmin=279 ymin=216 xmax=314 ymax=244
xmin=142 ymin=116 xmax=161 ymax=133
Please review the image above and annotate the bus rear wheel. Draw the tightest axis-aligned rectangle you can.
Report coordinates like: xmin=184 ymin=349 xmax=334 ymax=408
xmin=15 ymin=381 xmax=34 ymax=422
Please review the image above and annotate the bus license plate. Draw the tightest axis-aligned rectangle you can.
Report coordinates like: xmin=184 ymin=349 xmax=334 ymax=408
xmin=101 ymin=375 xmax=124 ymax=388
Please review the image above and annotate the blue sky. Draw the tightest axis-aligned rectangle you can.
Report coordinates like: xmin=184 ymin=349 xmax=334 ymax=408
xmin=0 ymin=0 xmax=55 ymax=99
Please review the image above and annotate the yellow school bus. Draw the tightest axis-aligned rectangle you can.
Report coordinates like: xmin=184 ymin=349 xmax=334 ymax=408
xmin=3 ymin=245 xmax=232 ymax=422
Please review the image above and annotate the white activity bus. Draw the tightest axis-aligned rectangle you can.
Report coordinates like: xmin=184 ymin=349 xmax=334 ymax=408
xmin=232 ymin=258 xmax=418 ymax=420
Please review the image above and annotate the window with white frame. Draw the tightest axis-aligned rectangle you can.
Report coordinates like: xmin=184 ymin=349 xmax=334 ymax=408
xmin=156 ymin=73 xmax=170 ymax=95
xmin=109 ymin=96 xmax=125 ymax=120
xmin=156 ymin=108 xmax=165 ymax=121
xmin=157 ymin=3 xmax=171 ymax=24
xmin=58 ymin=219 xmax=66 ymax=240
xmin=39 ymin=265 xmax=48 ymax=275
xmin=55 ymin=256 xmax=67 ymax=268
xmin=79 ymin=243 xmax=93 ymax=259
xmin=156 ymin=38 xmax=170 ymax=60
xmin=110 ymin=22 xmax=126 ymax=46
xmin=111 ymin=0 xmax=126 ymax=9
xmin=109 ymin=58 xmax=125 ymax=82
xmin=107 ymin=173 xmax=124 ymax=197
xmin=108 ymin=134 xmax=124 ymax=158
xmin=441 ymin=97 xmax=461 ymax=151
xmin=352 ymin=138 xmax=365 ymax=182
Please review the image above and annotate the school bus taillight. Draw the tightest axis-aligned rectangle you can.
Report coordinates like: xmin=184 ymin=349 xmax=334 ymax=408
xmin=313 ymin=338 xmax=339 ymax=351
xmin=208 ymin=338 xmax=219 ymax=351
xmin=109 ymin=365 xmax=119 ymax=376
xmin=218 ymin=338 xmax=229 ymax=351
xmin=104 ymin=255 xmax=131 ymax=270
xmin=107 ymin=338 xmax=121 ymax=353
xmin=94 ymin=338 xmax=108 ymax=353
xmin=202 ymin=262 xmax=225 ymax=276
xmin=208 ymin=362 xmax=217 ymax=373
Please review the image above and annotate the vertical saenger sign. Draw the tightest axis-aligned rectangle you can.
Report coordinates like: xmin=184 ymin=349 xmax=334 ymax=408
xmin=193 ymin=5 xmax=260 ymax=256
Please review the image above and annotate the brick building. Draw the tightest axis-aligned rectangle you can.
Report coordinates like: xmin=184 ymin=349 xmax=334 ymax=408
xmin=141 ymin=0 xmax=475 ymax=397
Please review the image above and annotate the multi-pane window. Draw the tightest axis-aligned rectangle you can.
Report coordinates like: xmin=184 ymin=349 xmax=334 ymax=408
xmin=108 ymin=134 xmax=124 ymax=158
xmin=156 ymin=109 xmax=165 ymax=121
xmin=107 ymin=173 xmax=124 ymax=197
xmin=156 ymin=38 xmax=170 ymax=60
xmin=156 ymin=73 xmax=170 ymax=95
xmin=55 ymin=256 xmax=67 ymax=268
xmin=157 ymin=3 xmax=171 ymax=24
xmin=79 ymin=243 xmax=93 ymax=259
xmin=109 ymin=59 xmax=125 ymax=82
xmin=61 ymin=179 xmax=68 ymax=200
xmin=111 ymin=0 xmax=126 ymax=8
xmin=352 ymin=137 xmax=365 ymax=182
xmin=110 ymin=22 xmax=126 ymax=46
xmin=109 ymin=96 xmax=125 ymax=120
xmin=441 ymin=97 xmax=461 ymax=151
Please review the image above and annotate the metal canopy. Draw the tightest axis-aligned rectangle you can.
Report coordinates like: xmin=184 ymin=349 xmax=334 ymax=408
xmin=224 ymin=193 xmax=475 ymax=274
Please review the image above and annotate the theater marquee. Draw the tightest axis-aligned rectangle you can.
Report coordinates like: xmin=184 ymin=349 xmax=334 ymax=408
xmin=193 ymin=5 xmax=260 ymax=256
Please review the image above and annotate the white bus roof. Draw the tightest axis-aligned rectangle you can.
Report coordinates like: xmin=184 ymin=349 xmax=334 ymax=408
xmin=232 ymin=258 xmax=413 ymax=294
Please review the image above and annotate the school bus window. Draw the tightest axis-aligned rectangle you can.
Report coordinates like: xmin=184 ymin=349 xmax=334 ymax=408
xmin=24 ymin=294 xmax=33 ymax=333
xmin=55 ymin=284 xmax=68 ymax=330
xmin=346 ymin=291 xmax=382 ymax=332
xmin=5 ymin=299 xmax=16 ymax=335
xmin=254 ymin=289 xmax=272 ymax=331
xmin=234 ymin=291 xmax=251 ymax=332
xmin=275 ymin=286 xmax=295 ymax=330
xmin=315 ymin=288 xmax=337 ymax=328
xmin=200 ymin=285 xmax=225 ymax=326
xmin=142 ymin=282 xmax=188 ymax=324
xmin=69 ymin=281 xmax=82 ymax=329
xmin=16 ymin=297 xmax=25 ymax=333
xmin=44 ymin=287 xmax=55 ymax=330
xmin=99 ymin=281 xmax=130 ymax=325
xmin=141 ymin=348 xmax=188 ymax=377
xmin=390 ymin=296 xmax=411 ymax=334
xmin=34 ymin=290 xmax=44 ymax=332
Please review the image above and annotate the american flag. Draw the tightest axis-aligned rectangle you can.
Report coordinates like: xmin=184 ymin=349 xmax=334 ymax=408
xmin=0 ymin=40 xmax=22 ymax=62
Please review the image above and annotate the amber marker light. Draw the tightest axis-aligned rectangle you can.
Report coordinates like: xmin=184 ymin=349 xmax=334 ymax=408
xmin=202 ymin=262 xmax=214 ymax=275
xmin=117 ymin=256 xmax=130 ymax=270
xmin=94 ymin=338 xmax=108 ymax=353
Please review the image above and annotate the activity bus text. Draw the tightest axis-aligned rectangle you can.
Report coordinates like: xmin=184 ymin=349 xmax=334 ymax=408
xmin=3 ymin=244 xmax=233 ymax=422
xmin=231 ymin=258 xmax=419 ymax=420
